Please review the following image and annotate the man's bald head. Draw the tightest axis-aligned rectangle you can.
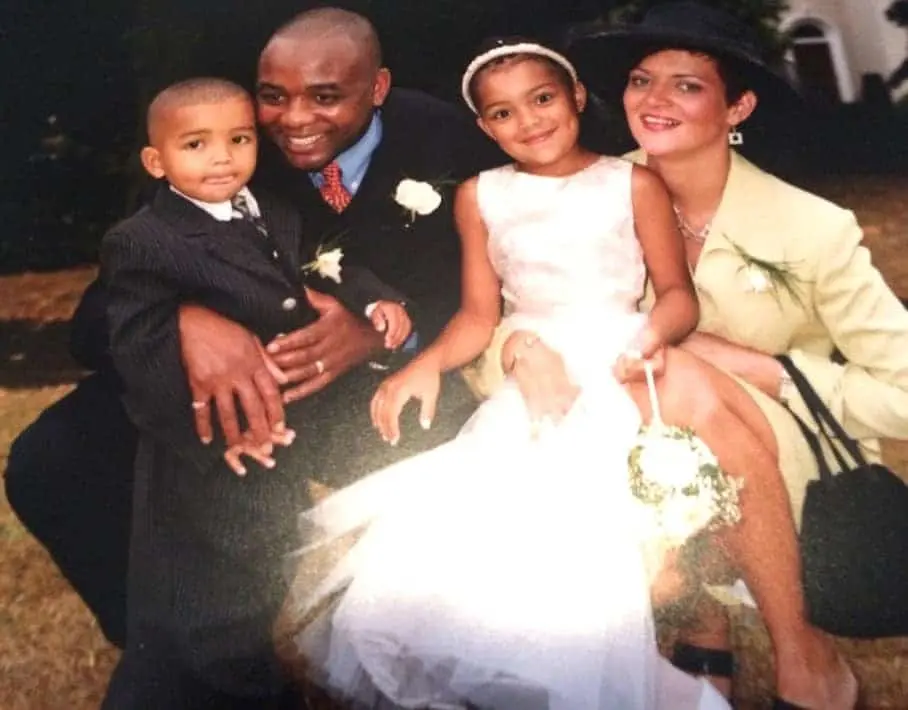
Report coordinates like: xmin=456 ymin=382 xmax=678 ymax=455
xmin=147 ymin=78 xmax=250 ymax=145
xmin=266 ymin=7 xmax=382 ymax=72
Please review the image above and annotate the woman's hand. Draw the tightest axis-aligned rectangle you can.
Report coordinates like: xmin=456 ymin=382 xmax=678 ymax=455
xmin=502 ymin=330 xmax=580 ymax=423
xmin=371 ymin=357 xmax=442 ymax=445
xmin=679 ymin=331 xmax=783 ymax=398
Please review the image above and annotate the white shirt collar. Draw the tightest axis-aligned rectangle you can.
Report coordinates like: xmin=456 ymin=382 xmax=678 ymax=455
xmin=169 ymin=185 xmax=260 ymax=222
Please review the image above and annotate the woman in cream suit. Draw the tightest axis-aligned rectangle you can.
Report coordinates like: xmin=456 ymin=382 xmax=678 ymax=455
xmin=471 ymin=3 xmax=908 ymax=709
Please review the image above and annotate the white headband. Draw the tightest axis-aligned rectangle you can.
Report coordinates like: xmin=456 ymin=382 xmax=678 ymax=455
xmin=460 ymin=42 xmax=579 ymax=114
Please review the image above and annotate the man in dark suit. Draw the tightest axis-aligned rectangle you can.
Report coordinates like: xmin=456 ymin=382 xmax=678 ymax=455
xmin=4 ymin=278 xmax=134 ymax=648
xmin=7 ymin=6 xmax=501 ymax=708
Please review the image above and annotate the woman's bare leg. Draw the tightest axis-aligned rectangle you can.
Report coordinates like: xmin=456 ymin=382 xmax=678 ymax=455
xmin=625 ymin=347 xmax=857 ymax=709
xmin=672 ymin=538 xmax=736 ymax=699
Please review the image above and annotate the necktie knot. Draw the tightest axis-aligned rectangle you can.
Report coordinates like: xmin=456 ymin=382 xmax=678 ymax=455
xmin=319 ymin=161 xmax=352 ymax=213
xmin=230 ymin=191 xmax=269 ymax=239
xmin=231 ymin=192 xmax=253 ymax=219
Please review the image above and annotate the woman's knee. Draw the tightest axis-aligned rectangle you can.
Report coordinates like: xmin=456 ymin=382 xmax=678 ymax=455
xmin=656 ymin=352 xmax=727 ymax=431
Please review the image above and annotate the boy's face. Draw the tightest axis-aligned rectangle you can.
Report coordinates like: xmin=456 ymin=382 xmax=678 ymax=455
xmin=256 ymin=36 xmax=390 ymax=171
xmin=141 ymin=96 xmax=258 ymax=203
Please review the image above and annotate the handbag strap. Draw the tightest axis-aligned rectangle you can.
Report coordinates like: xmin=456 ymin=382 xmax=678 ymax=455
xmin=787 ymin=405 xmax=836 ymax=482
xmin=776 ymin=354 xmax=868 ymax=471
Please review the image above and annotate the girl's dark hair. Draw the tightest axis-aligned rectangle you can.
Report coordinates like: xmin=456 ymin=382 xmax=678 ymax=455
xmin=466 ymin=35 xmax=576 ymax=112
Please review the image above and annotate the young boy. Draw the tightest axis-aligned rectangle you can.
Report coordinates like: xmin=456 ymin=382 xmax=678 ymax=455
xmin=114 ymin=77 xmax=411 ymax=470
xmin=99 ymin=77 xmax=411 ymax=708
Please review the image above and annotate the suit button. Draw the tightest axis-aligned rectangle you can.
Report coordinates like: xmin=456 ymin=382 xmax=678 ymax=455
xmin=281 ymin=297 xmax=297 ymax=311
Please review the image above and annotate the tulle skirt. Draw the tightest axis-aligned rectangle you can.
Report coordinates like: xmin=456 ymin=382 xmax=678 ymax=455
xmin=283 ymin=313 xmax=730 ymax=709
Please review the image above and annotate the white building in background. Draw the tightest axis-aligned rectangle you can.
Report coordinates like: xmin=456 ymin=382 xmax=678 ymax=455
xmin=781 ymin=0 xmax=907 ymax=102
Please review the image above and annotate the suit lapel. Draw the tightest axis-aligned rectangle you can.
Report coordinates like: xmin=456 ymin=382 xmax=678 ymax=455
xmin=152 ymin=186 xmax=295 ymax=289
xmin=254 ymin=190 xmax=307 ymax=285
xmin=693 ymin=153 xmax=807 ymax=347
xmin=704 ymin=152 xmax=788 ymax=263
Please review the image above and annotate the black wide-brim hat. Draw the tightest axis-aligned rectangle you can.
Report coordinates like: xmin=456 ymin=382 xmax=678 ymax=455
xmin=566 ymin=1 xmax=800 ymax=108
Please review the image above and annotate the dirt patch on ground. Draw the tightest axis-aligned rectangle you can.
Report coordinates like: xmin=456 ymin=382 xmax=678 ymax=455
xmin=2 ymin=176 xmax=908 ymax=709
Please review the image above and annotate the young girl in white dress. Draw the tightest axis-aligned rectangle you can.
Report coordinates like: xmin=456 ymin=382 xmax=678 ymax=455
xmin=284 ymin=38 xmax=731 ymax=710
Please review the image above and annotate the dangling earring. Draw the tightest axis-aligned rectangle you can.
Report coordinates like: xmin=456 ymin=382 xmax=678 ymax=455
xmin=728 ymin=125 xmax=743 ymax=146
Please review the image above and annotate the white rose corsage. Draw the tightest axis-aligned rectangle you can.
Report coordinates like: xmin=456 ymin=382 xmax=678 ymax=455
xmin=628 ymin=361 xmax=742 ymax=549
xmin=726 ymin=236 xmax=805 ymax=307
xmin=301 ymin=244 xmax=344 ymax=284
xmin=393 ymin=178 xmax=444 ymax=222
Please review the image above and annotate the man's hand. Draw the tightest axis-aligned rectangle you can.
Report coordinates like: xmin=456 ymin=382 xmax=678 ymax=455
xmin=266 ymin=288 xmax=384 ymax=403
xmin=179 ymin=305 xmax=287 ymax=447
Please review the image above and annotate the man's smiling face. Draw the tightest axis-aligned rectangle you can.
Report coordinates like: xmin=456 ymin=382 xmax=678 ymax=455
xmin=256 ymin=35 xmax=390 ymax=172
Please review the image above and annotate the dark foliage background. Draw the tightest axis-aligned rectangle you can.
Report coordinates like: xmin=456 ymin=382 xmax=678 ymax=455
xmin=1 ymin=0 xmax=906 ymax=273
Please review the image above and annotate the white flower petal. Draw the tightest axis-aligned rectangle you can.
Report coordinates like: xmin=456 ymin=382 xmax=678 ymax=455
xmin=746 ymin=264 xmax=771 ymax=293
xmin=636 ymin=435 xmax=701 ymax=489
xmin=704 ymin=580 xmax=757 ymax=608
xmin=394 ymin=179 xmax=442 ymax=217
xmin=315 ymin=247 xmax=343 ymax=283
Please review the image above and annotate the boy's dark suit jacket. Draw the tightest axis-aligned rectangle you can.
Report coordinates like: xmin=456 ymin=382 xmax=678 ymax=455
xmin=100 ymin=88 xmax=503 ymax=704
xmin=100 ymin=185 xmax=325 ymax=703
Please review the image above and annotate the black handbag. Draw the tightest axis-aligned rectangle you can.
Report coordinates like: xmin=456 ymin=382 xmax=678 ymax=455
xmin=777 ymin=354 xmax=908 ymax=638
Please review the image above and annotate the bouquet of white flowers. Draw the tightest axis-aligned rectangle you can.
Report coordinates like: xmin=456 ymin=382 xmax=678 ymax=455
xmin=628 ymin=361 xmax=742 ymax=549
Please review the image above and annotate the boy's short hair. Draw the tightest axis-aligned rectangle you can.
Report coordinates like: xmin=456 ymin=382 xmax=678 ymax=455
xmin=146 ymin=77 xmax=251 ymax=143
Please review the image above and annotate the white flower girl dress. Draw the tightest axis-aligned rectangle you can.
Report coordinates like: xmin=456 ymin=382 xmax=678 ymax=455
xmin=287 ymin=157 xmax=730 ymax=710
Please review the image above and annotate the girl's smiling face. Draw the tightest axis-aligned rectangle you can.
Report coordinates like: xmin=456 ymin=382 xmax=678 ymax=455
xmin=473 ymin=56 xmax=587 ymax=175
xmin=623 ymin=49 xmax=755 ymax=159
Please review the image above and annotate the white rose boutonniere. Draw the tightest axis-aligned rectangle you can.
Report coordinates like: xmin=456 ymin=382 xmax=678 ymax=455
xmin=393 ymin=178 xmax=444 ymax=222
xmin=744 ymin=262 xmax=772 ymax=293
xmin=302 ymin=245 xmax=344 ymax=284
xmin=725 ymin=235 xmax=806 ymax=306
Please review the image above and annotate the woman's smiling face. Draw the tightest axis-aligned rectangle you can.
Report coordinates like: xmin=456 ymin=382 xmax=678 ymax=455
xmin=623 ymin=49 xmax=751 ymax=159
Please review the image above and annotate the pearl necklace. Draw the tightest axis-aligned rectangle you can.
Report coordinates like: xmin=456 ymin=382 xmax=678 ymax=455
xmin=672 ymin=204 xmax=711 ymax=244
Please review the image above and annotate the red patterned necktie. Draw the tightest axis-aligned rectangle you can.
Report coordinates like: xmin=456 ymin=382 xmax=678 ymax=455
xmin=319 ymin=161 xmax=352 ymax=213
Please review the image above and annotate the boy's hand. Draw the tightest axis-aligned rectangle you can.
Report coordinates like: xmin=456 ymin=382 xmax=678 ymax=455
xmin=370 ymin=357 xmax=440 ymax=446
xmin=368 ymin=301 xmax=412 ymax=350
xmin=223 ymin=427 xmax=296 ymax=477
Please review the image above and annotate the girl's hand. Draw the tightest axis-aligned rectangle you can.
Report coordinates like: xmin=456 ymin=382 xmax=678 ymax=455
xmin=503 ymin=331 xmax=580 ymax=423
xmin=223 ymin=427 xmax=296 ymax=477
xmin=613 ymin=347 xmax=666 ymax=383
xmin=371 ymin=358 xmax=442 ymax=445
xmin=613 ymin=325 xmax=666 ymax=383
